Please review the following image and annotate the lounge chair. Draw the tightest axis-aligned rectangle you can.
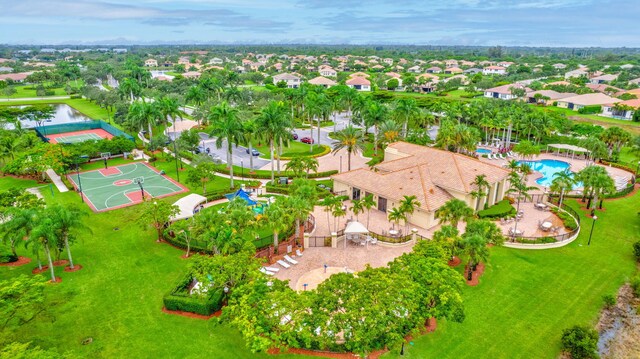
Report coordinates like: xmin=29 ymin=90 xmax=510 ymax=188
xmin=284 ymin=255 xmax=298 ymax=265
xmin=277 ymin=260 xmax=290 ymax=269
xmin=295 ymin=249 xmax=303 ymax=257
xmin=265 ymin=266 xmax=280 ymax=273
xmin=487 ymin=154 xmax=494 ymax=160
xmin=370 ymin=237 xmax=378 ymax=245
xmin=499 ymin=153 xmax=506 ymax=159
xmin=260 ymin=267 xmax=275 ymax=276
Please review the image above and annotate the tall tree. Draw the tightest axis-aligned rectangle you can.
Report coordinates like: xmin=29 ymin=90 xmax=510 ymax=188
xmin=137 ymin=200 xmax=179 ymax=242
xmin=393 ymin=97 xmax=421 ymax=137
xmin=255 ymin=101 xmax=291 ymax=182
xmin=331 ymin=125 xmax=365 ymax=171
xmin=435 ymin=198 xmax=474 ymax=229
xmin=263 ymin=202 xmax=291 ymax=250
xmin=208 ymin=101 xmax=243 ymax=189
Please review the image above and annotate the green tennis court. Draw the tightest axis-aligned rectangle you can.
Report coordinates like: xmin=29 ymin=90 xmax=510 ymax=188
xmin=67 ymin=162 xmax=188 ymax=212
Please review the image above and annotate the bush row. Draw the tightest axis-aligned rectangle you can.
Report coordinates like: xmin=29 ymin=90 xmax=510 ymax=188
xmin=214 ymin=166 xmax=338 ymax=180
xmin=551 ymin=207 xmax=578 ymax=231
xmin=163 ymin=274 xmax=224 ymax=316
xmin=278 ymin=145 xmax=331 ymax=160
xmin=265 ymin=181 xmax=333 ymax=198
xmin=477 ymin=200 xmax=516 ymax=219
xmin=515 ymin=236 xmax=557 ymax=244
xmin=600 ymin=160 xmax=638 ymax=174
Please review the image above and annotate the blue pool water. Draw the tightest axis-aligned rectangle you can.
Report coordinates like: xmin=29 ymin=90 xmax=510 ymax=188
xmin=517 ymin=159 xmax=581 ymax=188
xmin=476 ymin=148 xmax=492 ymax=154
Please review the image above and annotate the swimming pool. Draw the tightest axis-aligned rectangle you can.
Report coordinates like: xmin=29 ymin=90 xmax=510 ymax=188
xmin=476 ymin=148 xmax=492 ymax=154
xmin=517 ymin=159 xmax=581 ymax=188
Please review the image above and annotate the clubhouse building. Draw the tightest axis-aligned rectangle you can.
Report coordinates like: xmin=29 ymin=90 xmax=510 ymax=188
xmin=332 ymin=142 xmax=510 ymax=229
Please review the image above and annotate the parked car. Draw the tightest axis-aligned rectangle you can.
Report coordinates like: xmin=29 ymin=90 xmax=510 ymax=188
xmin=246 ymin=148 xmax=260 ymax=156
xmin=300 ymin=137 xmax=314 ymax=144
xmin=291 ymin=132 xmax=299 ymax=140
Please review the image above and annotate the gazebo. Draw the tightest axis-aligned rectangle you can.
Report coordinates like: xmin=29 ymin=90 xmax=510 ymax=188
xmin=546 ymin=144 xmax=591 ymax=159
xmin=343 ymin=221 xmax=369 ymax=248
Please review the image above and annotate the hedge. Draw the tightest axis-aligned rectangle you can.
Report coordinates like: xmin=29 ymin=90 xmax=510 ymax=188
xmin=577 ymin=105 xmax=602 ymax=114
xmin=265 ymin=181 xmax=332 ymax=198
xmin=213 ymin=165 xmax=338 ymax=180
xmin=515 ymin=236 xmax=557 ymax=244
xmin=600 ymin=160 xmax=638 ymax=174
xmin=163 ymin=273 xmax=224 ymax=316
xmin=551 ymin=207 xmax=578 ymax=231
xmin=477 ymin=200 xmax=516 ymax=219
xmin=0 ymin=249 xmax=18 ymax=264
xmin=278 ymin=145 xmax=331 ymax=160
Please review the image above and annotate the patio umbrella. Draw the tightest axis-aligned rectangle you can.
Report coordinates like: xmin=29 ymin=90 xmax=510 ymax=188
xmin=344 ymin=221 xmax=369 ymax=249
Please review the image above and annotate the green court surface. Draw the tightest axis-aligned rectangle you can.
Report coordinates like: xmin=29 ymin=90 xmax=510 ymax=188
xmin=54 ymin=133 xmax=103 ymax=143
xmin=67 ymin=162 xmax=188 ymax=212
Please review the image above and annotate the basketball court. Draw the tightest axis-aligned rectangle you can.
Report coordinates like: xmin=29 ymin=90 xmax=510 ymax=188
xmin=47 ymin=129 xmax=114 ymax=144
xmin=67 ymin=162 xmax=188 ymax=212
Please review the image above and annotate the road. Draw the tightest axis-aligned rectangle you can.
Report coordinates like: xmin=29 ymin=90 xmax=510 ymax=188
xmin=197 ymin=133 xmax=270 ymax=170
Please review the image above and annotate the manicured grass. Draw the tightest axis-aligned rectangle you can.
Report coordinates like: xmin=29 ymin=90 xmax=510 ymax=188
xmin=538 ymin=106 xmax=640 ymax=135
xmin=383 ymin=196 xmax=639 ymax=358
xmin=0 ymin=85 xmax=66 ymax=99
xmin=0 ymin=98 xmax=110 ymax=122
xmin=0 ymin=175 xmax=40 ymax=189
xmin=254 ymin=140 xmax=318 ymax=158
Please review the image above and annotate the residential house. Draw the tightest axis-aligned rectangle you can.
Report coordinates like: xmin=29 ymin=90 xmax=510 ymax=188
xmin=628 ymin=78 xmax=640 ymax=86
xmin=426 ymin=66 xmax=442 ymax=74
xmin=346 ymin=77 xmax=371 ymax=91
xmin=383 ymin=58 xmax=394 ymax=65
xmin=349 ymin=72 xmax=370 ymax=79
xmin=556 ymin=93 xmax=620 ymax=111
xmin=178 ymin=57 xmax=191 ymax=66
xmin=308 ymin=76 xmax=337 ymax=88
xmin=182 ymin=71 xmax=201 ymax=79
xmin=620 ymin=64 xmax=634 ymax=70
xmin=354 ymin=60 xmax=368 ymax=67
xmin=331 ymin=142 xmax=510 ymax=227
xmin=273 ymin=73 xmax=302 ymax=88
xmin=586 ymin=83 xmax=624 ymax=96
xmin=113 ymin=48 xmax=128 ymax=53
xmin=525 ymin=90 xmax=577 ymax=105
xmin=208 ymin=57 xmax=224 ymax=65
xmin=0 ymin=58 xmax=14 ymax=64
xmin=601 ymin=99 xmax=640 ymax=120
xmin=564 ymin=68 xmax=589 ymax=79
xmin=545 ymin=80 xmax=572 ymax=86
xmin=478 ymin=61 xmax=494 ymax=66
xmin=552 ymin=63 xmax=567 ymax=69
xmin=482 ymin=66 xmax=506 ymax=75
xmin=407 ymin=65 xmax=421 ymax=73
xmin=0 ymin=67 xmax=13 ymax=73
xmin=459 ymin=60 xmax=476 ymax=67
xmin=463 ymin=68 xmax=482 ymax=75
xmin=445 ymin=59 xmax=459 ymax=68
xmin=444 ymin=74 xmax=469 ymax=85
xmin=444 ymin=67 xmax=463 ymax=75
xmin=273 ymin=63 xmax=283 ymax=72
xmin=371 ymin=65 xmax=385 ymax=71
xmin=497 ymin=61 xmax=514 ymax=68
xmin=416 ymin=73 xmax=439 ymax=83
xmin=0 ymin=72 xmax=32 ymax=83
xmin=484 ymin=84 xmax=530 ymax=100
xmin=319 ymin=66 xmax=337 ymax=77
xmin=144 ymin=59 xmax=158 ymax=67
xmin=589 ymin=74 xmax=618 ymax=84
xmin=428 ymin=60 xmax=443 ymax=65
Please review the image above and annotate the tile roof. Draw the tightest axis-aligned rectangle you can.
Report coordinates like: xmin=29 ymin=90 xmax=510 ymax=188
xmin=308 ymin=76 xmax=337 ymax=86
xmin=346 ymin=77 xmax=371 ymax=86
xmin=332 ymin=142 xmax=509 ymax=212
xmin=557 ymin=93 xmax=620 ymax=106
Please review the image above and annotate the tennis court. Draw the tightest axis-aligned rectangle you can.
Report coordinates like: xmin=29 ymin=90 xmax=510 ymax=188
xmin=67 ymin=162 xmax=188 ymax=212
xmin=47 ymin=129 xmax=114 ymax=144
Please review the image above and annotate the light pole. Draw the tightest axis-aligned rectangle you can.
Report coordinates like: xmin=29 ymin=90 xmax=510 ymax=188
xmin=339 ymin=155 xmax=342 ymax=173
xmin=587 ymin=215 xmax=598 ymax=246
xmin=173 ymin=138 xmax=181 ymax=182
xmin=76 ymin=161 xmax=84 ymax=203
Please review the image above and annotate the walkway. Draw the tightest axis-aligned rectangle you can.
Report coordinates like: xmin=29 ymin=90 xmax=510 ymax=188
xmin=45 ymin=169 xmax=69 ymax=193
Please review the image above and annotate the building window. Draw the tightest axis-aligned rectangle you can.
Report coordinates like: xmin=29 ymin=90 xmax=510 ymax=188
xmin=377 ymin=197 xmax=387 ymax=212
xmin=352 ymin=187 xmax=361 ymax=200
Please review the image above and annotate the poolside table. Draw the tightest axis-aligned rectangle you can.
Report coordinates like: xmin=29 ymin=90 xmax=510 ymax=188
xmin=534 ymin=203 xmax=548 ymax=210
xmin=541 ymin=221 xmax=552 ymax=231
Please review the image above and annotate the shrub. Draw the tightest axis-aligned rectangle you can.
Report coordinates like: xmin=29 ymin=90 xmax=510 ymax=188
xmin=634 ymin=241 xmax=640 ymax=262
xmin=602 ymin=294 xmax=616 ymax=309
xmin=631 ymin=275 xmax=640 ymax=297
xmin=163 ymin=274 xmax=224 ymax=316
xmin=560 ymin=325 xmax=599 ymax=359
xmin=0 ymin=249 xmax=18 ymax=264
xmin=577 ymin=105 xmax=602 ymax=114
xmin=551 ymin=207 xmax=578 ymax=231
xmin=477 ymin=200 xmax=516 ymax=219
xmin=70 ymin=94 xmax=82 ymax=99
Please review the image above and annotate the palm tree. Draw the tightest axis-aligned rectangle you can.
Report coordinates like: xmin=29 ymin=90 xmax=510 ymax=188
xmin=387 ymin=207 xmax=406 ymax=231
xmin=321 ymin=196 xmax=341 ymax=232
xmin=0 ymin=207 xmax=38 ymax=258
xmin=208 ymin=101 xmax=243 ymax=189
xmin=471 ymin=175 xmax=491 ymax=211
xmin=118 ymin=78 xmax=140 ymax=102
xmin=126 ymin=100 xmax=158 ymax=141
xmin=435 ymin=198 xmax=474 ymax=229
xmin=285 ymin=196 xmax=312 ymax=244
xmin=393 ymin=97 xmax=421 ymax=136
xmin=0 ymin=134 xmax=23 ymax=161
xmin=350 ymin=198 xmax=364 ymax=222
xmin=378 ymin=119 xmax=402 ymax=148
xmin=185 ymin=85 xmax=207 ymax=108
xmin=577 ymin=165 xmax=614 ymax=210
xmin=30 ymin=217 xmax=58 ymax=282
xmin=399 ymin=195 xmax=421 ymax=233
xmin=331 ymin=200 xmax=347 ymax=233
xmin=338 ymin=86 xmax=359 ymax=125
xmin=551 ymin=170 xmax=575 ymax=208
xmin=240 ymin=117 xmax=259 ymax=172
xmin=48 ymin=204 xmax=88 ymax=270
xmin=302 ymin=157 xmax=319 ymax=178
xmin=264 ymin=202 xmax=291 ymax=250
xmin=362 ymin=100 xmax=388 ymax=155
xmin=331 ymin=125 xmax=365 ymax=171
xmin=362 ymin=194 xmax=376 ymax=230
xmin=256 ymin=101 xmax=291 ymax=182
xmin=284 ymin=157 xmax=305 ymax=178
xmin=157 ymin=96 xmax=185 ymax=132
xmin=432 ymin=225 xmax=461 ymax=261
xmin=461 ymin=234 xmax=490 ymax=278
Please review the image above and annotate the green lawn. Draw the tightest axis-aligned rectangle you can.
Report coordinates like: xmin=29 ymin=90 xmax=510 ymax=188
xmin=0 ymin=98 xmax=111 ymax=122
xmin=253 ymin=140 xmax=322 ymax=158
xmin=2 ymin=178 xmax=639 ymax=358
xmin=0 ymin=85 xmax=66 ymax=99
xmin=0 ymin=175 xmax=40 ymax=189
xmin=383 ymin=196 xmax=639 ymax=358
xmin=538 ymin=106 xmax=640 ymax=135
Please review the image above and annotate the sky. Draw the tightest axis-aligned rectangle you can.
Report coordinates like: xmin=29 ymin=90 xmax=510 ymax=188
xmin=1 ymin=0 xmax=639 ymax=47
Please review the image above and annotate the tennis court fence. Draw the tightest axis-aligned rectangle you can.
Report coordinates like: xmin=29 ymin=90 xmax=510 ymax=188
xmin=34 ymin=120 xmax=135 ymax=142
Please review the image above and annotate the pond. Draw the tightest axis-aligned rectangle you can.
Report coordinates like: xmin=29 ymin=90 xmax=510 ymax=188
xmin=13 ymin=104 xmax=93 ymax=129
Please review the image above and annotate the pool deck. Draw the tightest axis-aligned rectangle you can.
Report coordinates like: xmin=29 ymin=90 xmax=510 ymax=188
xmin=478 ymin=152 xmax=633 ymax=194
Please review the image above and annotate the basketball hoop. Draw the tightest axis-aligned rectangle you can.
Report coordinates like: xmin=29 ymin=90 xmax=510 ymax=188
xmin=101 ymin=152 xmax=111 ymax=169
xmin=133 ymin=177 xmax=145 ymax=200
